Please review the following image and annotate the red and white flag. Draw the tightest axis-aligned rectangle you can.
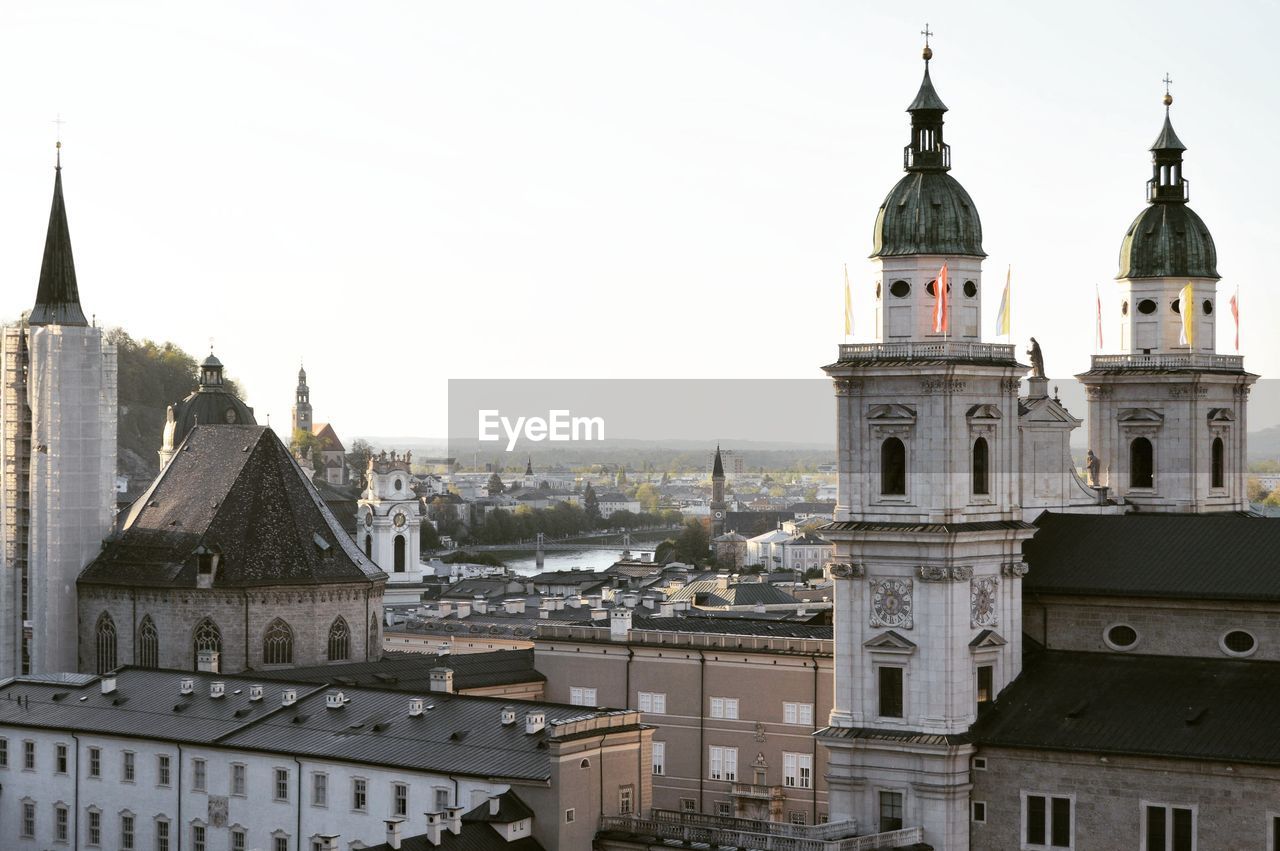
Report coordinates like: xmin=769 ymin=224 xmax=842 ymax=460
xmin=1230 ymin=287 xmax=1240 ymax=351
xmin=1095 ymin=285 xmax=1104 ymax=350
xmin=931 ymin=262 xmax=949 ymax=334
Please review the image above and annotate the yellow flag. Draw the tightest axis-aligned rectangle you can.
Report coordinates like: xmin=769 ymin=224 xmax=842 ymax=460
xmin=995 ymin=265 xmax=1011 ymax=336
xmin=843 ymin=264 xmax=853 ymax=336
xmin=1179 ymin=282 xmax=1195 ymax=346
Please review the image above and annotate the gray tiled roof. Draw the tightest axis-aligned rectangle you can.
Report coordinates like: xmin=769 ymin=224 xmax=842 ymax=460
xmin=253 ymin=649 xmax=544 ymax=691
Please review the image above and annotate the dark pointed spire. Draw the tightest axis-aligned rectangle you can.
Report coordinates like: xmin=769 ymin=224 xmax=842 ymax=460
xmin=29 ymin=145 xmax=87 ymax=326
xmin=525 ymin=457 xmax=533 ymax=476
xmin=1146 ymin=84 xmax=1189 ymax=204
xmin=1151 ymin=111 xmax=1186 ymax=152
xmin=907 ymin=65 xmax=948 ymax=113
xmin=712 ymin=445 xmax=724 ymax=479
xmin=903 ymin=37 xmax=951 ymax=173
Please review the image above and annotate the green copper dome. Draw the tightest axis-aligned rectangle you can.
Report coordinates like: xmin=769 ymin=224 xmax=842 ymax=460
xmin=872 ymin=171 xmax=985 ymax=258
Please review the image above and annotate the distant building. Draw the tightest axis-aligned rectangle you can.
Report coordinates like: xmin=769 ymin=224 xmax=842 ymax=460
xmin=358 ymin=450 xmax=426 ymax=584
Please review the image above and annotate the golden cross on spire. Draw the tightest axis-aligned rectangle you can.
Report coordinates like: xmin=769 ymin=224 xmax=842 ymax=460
xmin=52 ymin=113 xmax=66 ymax=166
xmin=1162 ymin=73 xmax=1173 ymax=107
xmin=921 ymin=23 xmax=933 ymax=46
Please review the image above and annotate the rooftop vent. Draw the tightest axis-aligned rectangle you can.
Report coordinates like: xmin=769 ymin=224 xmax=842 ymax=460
xmin=100 ymin=675 xmax=117 ymax=695
xmin=210 ymin=681 xmax=226 ymax=699
xmin=500 ymin=706 xmax=516 ymax=726
xmin=248 ymin=685 xmax=264 ymax=702
xmin=179 ymin=678 xmax=195 ymax=696
xmin=409 ymin=697 xmax=425 ymax=717
xmin=326 ymin=690 xmax=348 ymax=709
xmin=525 ymin=710 xmax=546 ymax=735
xmin=282 ymin=687 xmax=298 ymax=707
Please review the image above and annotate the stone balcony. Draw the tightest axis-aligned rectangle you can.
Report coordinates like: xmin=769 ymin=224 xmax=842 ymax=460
xmin=1088 ymin=352 xmax=1245 ymax=372
xmin=835 ymin=341 xmax=1016 ymax=364
xmin=597 ymin=809 xmax=925 ymax=851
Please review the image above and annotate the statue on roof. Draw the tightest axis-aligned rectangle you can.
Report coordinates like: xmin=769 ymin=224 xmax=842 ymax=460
xmin=1085 ymin=450 xmax=1101 ymax=487
xmin=1027 ymin=337 xmax=1046 ymax=379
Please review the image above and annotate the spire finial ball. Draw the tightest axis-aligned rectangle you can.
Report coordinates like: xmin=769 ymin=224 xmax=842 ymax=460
xmin=922 ymin=45 xmax=933 ymax=61
xmin=1163 ymin=93 xmax=1173 ymax=107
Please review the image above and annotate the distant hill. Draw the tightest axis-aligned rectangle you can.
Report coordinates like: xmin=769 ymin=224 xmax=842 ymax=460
xmin=1249 ymin=425 xmax=1280 ymax=463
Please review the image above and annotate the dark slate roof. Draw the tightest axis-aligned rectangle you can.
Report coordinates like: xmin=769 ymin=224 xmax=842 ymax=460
xmin=628 ymin=616 xmax=831 ymax=639
xmin=666 ymin=579 xmax=798 ymax=608
xmin=79 ymin=425 xmax=385 ymax=589
xmin=1117 ymin=200 xmax=1218 ymax=280
xmin=872 ymin=170 xmax=984 ymax=258
xmin=367 ymin=825 xmax=543 ymax=851
xmin=1025 ymin=512 xmax=1280 ymax=602
xmin=906 ymin=64 xmax=948 ymax=112
xmin=528 ymin=569 xmax=609 ymax=587
xmin=253 ymin=649 xmax=544 ymax=691
xmin=1151 ymin=112 xmax=1186 ymax=151
xmin=29 ymin=163 xmax=88 ymax=326
xmin=817 ymin=726 xmax=969 ymax=747
xmin=462 ymin=789 xmax=536 ymax=824
xmin=787 ymin=502 xmax=836 ymax=514
xmin=973 ymin=649 xmax=1280 ymax=765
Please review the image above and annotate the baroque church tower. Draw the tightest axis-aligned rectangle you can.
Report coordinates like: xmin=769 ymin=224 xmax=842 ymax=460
xmin=819 ymin=43 xmax=1031 ymax=850
xmin=292 ymin=364 xmax=312 ymax=434
xmin=0 ymin=149 xmax=117 ymax=677
xmin=1078 ymin=91 xmax=1255 ymax=511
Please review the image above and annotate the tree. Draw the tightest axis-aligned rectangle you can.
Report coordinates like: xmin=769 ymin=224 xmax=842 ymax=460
xmin=583 ymin=483 xmax=600 ymax=521
xmin=671 ymin=520 xmax=711 ymax=565
xmin=291 ymin=428 xmax=323 ymax=463
xmin=1247 ymin=476 xmax=1270 ymax=503
xmin=487 ymin=472 xmax=506 ymax=496
xmin=346 ymin=439 xmax=375 ymax=482
xmin=420 ymin=521 xmax=442 ymax=551
xmin=635 ymin=483 xmax=660 ymax=514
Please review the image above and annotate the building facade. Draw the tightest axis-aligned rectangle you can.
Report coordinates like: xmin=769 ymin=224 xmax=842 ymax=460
xmin=358 ymin=450 xmax=427 ymax=583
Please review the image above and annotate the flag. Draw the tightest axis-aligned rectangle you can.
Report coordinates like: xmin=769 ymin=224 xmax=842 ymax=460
xmin=843 ymin=264 xmax=853 ymax=336
xmin=931 ymin=262 xmax=949 ymax=334
xmin=1095 ymin=284 xmax=1103 ymax=350
xmin=1230 ymin=287 xmax=1240 ymax=351
xmin=1179 ymin=282 xmax=1195 ymax=347
xmin=995 ymin=265 xmax=1011 ymax=336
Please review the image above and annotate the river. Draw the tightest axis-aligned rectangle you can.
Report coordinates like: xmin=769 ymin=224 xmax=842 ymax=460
xmin=506 ymin=548 xmax=657 ymax=575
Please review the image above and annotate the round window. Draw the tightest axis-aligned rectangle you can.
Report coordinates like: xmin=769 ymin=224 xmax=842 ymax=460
xmin=890 ymin=280 xmax=910 ymax=298
xmin=1121 ymin=301 xmax=1129 ymax=316
xmin=1105 ymin=624 xmax=1138 ymax=650
xmin=394 ymin=479 xmax=402 ymax=491
xmin=1202 ymin=299 xmax=1213 ymax=315
xmin=1222 ymin=630 xmax=1256 ymax=656
xmin=963 ymin=280 xmax=977 ymax=298
xmin=925 ymin=280 xmax=952 ymax=296
xmin=1171 ymin=299 xmax=1182 ymax=314
xmin=1137 ymin=299 xmax=1157 ymax=315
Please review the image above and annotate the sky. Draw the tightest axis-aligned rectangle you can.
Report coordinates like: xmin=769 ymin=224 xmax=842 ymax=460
xmin=1 ymin=1 xmax=1277 ymax=440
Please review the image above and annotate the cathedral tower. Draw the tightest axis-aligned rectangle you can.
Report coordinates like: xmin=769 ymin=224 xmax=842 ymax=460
xmin=0 ymin=150 xmax=117 ymax=676
xmin=1078 ymin=90 xmax=1255 ymax=511
xmin=292 ymin=364 xmax=312 ymax=434
xmin=357 ymin=451 xmax=425 ymax=584
xmin=819 ymin=43 xmax=1031 ymax=850
xmin=710 ymin=445 xmax=727 ymax=538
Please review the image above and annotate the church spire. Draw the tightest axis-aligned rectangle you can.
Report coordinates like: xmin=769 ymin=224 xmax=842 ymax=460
xmin=712 ymin=445 xmax=724 ymax=479
xmin=904 ymin=28 xmax=950 ymax=173
xmin=1148 ymin=75 xmax=1189 ymax=204
xmin=29 ymin=144 xmax=87 ymax=327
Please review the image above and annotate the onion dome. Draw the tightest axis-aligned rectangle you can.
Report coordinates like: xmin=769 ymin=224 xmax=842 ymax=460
xmin=1117 ymin=97 xmax=1219 ymax=279
xmin=871 ymin=49 xmax=984 ymax=259
xmin=161 ymin=351 xmax=257 ymax=462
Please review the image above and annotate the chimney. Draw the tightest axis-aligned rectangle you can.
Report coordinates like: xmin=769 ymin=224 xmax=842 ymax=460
xmin=587 ymin=594 xmax=603 ymax=608
xmin=538 ymin=601 xmax=552 ymax=620
xmin=100 ymin=675 xmax=117 ymax=695
xmin=641 ymin=596 xmax=656 ymax=609
xmin=641 ymin=552 xmax=653 ymax=563
xmin=409 ymin=697 xmax=425 ymax=717
xmin=456 ymin=601 xmax=471 ymax=619
xmin=610 ymin=608 xmax=633 ymax=641
xmin=282 ymin=687 xmax=298 ymax=707
xmin=590 ymin=607 xmax=608 ymax=622
xmin=552 ymin=595 xmax=565 ymax=611
xmin=428 ymin=668 xmax=454 ymax=694
xmin=659 ymin=601 xmax=675 ymax=618
xmin=472 ymin=595 xmax=488 ymax=615
xmin=753 ymin=602 xmax=766 ymax=614
xmin=326 ymin=691 xmax=347 ymax=709
xmin=566 ymin=595 xmax=582 ymax=609
xmin=446 ymin=806 xmax=465 ymax=835
xmin=424 ymin=812 xmax=444 ymax=846
xmin=500 ymin=706 xmax=516 ymax=725
xmin=525 ymin=710 xmax=546 ymax=734
xmin=210 ymin=681 xmax=226 ymax=699
xmin=197 ymin=649 xmax=220 ymax=673
xmin=488 ymin=794 xmax=501 ymax=816
xmin=179 ymin=677 xmax=195 ymax=696
xmin=438 ymin=602 xmax=453 ymax=617
xmin=621 ymin=592 xmax=638 ymax=609
xmin=248 ymin=684 xmax=264 ymax=702
xmin=384 ymin=819 xmax=404 ymax=850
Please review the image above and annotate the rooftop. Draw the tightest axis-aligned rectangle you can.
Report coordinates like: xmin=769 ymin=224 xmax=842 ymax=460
xmin=253 ymin=649 xmax=544 ymax=692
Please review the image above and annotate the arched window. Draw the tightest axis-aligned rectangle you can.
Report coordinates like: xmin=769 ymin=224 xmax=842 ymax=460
xmin=95 ymin=612 xmax=117 ymax=674
xmin=972 ymin=437 xmax=990 ymax=495
xmin=1212 ymin=437 xmax=1225 ymax=489
xmin=881 ymin=438 xmax=906 ymax=495
xmin=364 ymin=535 xmax=372 ymax=558
xmin=393 ymin=535 xmax=406 ymax=572
xmin=137 ymin=615 xmax=159 ymax=669
xmin=193 ymin=618 xmax=222 ymax=670
xmin=369 ymin=613 xmax=380 ymax=657
xmin=1130 ymin=437 xmax=1154 ymax=489
xmin=327 ymin=617 xmax=350 ymax=662
xmin=263 ymin=619 xmax=294 ymax=666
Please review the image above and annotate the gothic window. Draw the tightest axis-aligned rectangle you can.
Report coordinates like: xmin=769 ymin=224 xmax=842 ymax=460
xmin=1211 ymin=437 xmax=1224 ymax=489
xmin=137 ymin=616 xmax=159 ymax=669
xmin=881 ymin=438 xmax=906 ymax=496
xmin=263 ymin=619 xmax=294 ymax=666
xmin=393 ymin=535 xmax=406 ymax=572
xmin=369 ymin=613 xmax=380 ymax=656
xmin=327 ymin=617 xmax=350 ymax=662
xmin=95 ymin=612 xmax=117 ymax=674
xmin=193 ymin=618 xmax=222 ymax=669
xmin=364 ymin=535 xmax=372 ymax=558
xmin=972 ymin=437 xmax=990 ymax=495
xmin=1130 ymin=437 xmax=1154 ymax=489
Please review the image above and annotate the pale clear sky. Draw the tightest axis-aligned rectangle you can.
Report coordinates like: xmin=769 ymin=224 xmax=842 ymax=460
xmin=1 ymin=1 xmax=1275 ymax=439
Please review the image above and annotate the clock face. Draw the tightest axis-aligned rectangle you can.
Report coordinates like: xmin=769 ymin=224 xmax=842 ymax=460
xmin=364 ymin=511 xmax=373 ymax=528
xmin=970 ymin=576 xmax=998 ymax=627
xmin=393 ymin=512 xmax=406 ymax=528
xmin=713 ymin=510 xmax=724 ymax=519
xmin=871 ymin=578 xmax=913 ymax=629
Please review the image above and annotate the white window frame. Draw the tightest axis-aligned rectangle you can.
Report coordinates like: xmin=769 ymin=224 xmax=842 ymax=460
xmin=157 ymin=754 xmax=171 ymax=787
xmin=709 ymin=697 xmax=739 ymax=720
xmin=565 ymin=808 xmax=575 ymax=824
xmin=1139 ymin=800 xmax=1197 ymax=851
xmin=352 ymin=777 xmax=368 ymax=812
xmin=569 ymin=686 xmax=597 ymax=706
xmin=56 ymin=742 xmax=68 ymax=775
xmin=88 ymin=746 xmax=101 ymax=778
xmin=651 ymin=741 xmax=665 ymax=776
xmin=393 ymin=782 xmax=409 ymax=817
xmin=637 ymin=691 xmax=667 ymax=714
xmin=23 ymin=739 xmax=35 ymax=771
xmin=122 ymin=750 xmax=136 ymax=783
xmin=783 ymin=752 xmax=813 ymax=789
xmin=274 ymin=767 xmax=290 ymax=802
xmin=708 ymin=745 xmax=738 ymax=781
xmin=230 ymin=763 xmax=247 ymax=797
xmin=120 ymin=811 xmax=136 ymax=851
xmin=783 ymin=702 xmax=814 ymax=726
xmin=55 ymin=801 xmax=70 ymax=843
xmin=619 ymin=784 xmax=634 ymax=814
xmin=311 ymin=772 xmax=328 ymax=807
xmin=1020 ymin=790 xmax=1075 ymax=850
xmin=192 ymin=757 xmax=207 ymax=792
xmin=20 ymin=798 xmax=36 ymax=837
xmin=155 ymin=816 xmax=172 ymax=851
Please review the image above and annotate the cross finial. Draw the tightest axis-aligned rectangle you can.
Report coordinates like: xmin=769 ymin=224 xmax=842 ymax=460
xmin=921 ymin=23 xmax=933 ymax=46
xmin=52 ymin=113 xmax=66 ymax=167
xmin=1162 ymin=73 xmax=1174 ymax=108
xmin=920 ymin=23 xmax=934 ymax=61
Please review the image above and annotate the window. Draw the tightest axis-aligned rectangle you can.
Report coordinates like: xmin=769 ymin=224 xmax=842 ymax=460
xmin=881 ymin=438 xmax=906 ymax=495
xmin=1221 ymin=629 xmax=1258 ymax=657
xmin=327 ymin=617 xmax=350 ymax=662
xmin=889 ymin=280 xmax=910 ymax=298
xmin=192 ymin=824 xmax=207 ymax=851
xmin=1130 ymin=437 xmax=1154 ymax=489
xmin=96 ymin=611 xmax=118 ymax=673
xmin=231 ymin=828 xmax=246 ymax=851
xmin=121 ymin=813 xmax=136 ymax=850
xmin=434 ymin=788 xmax=450 ymax=812
xmin=138 ymin=615 xmax=160 ymax=668
xmin=394 ymin=535 xmax=406 ymax=572
xmin=156 ymin=818 xmax=171 ymax=851
xmin=878 ymin=666 xmax=904 ymax=718
xmin=22 ymin=800 xmax=35 ymax=837
xmin=783 ymin=702 xmax=814 ymax=725
xmin=123 ymin=751 xmax=136 ymax=782
xmin=55 ymin=803 xmax=69 ymax=842
xmin=619 ymin=785 xmax=634 ymax=814
xmin=973 ymin=756 xmax=988 ymax=771
xmin=637 ymin=691 xmax=667 ymax=713
xmin=709 ymin=746 xmax=738 ymax=781
xmin=393 ymin=782 xmax=408 ymax=817
xmin=1138 ymin=298 xmax=1157 ymax=314
xmin=565 ymin=808 xmax=576 ymax=824
xmin=23 ymin=739 xmax=35 ymax=770
xmin=790 ymin=811 xmax=808 ymax=826
xmin=972 ymin=437 xmax=990 ymax=495
xmin=274 ymin=836 xmax=289 ymax=851
xmin=263 ymin=618 xmax=294 ymax=666
xmin=977 ymin=665 xmax=994 ymax=714
xmin=274 ymin=767 xmax=290 ymax=801
xmin=680 ymin=798 xmax=697 ymax=813
xmin=1211 ymin=437 xmax=1224 ymax=489
xmin=312 ymin=772 xmax=328 ymax=807
xmin=1024 ymin=793 xmax=1072 ymax=848
xmin=879 ymin=791 xmax=904 ymax=831
xmin=715 ymin=801 xmax=732 ymax=817
xmin=193 ymin=618 xmax=222 ymax=669
xmin=973 ymin=801 xmax=987 ymax=823
xmin=652 ymin=741 xmax=665 ymax=775
xmin=1271 ymin=815 xmax=1279 ymax=851
xmin=352 ymin=777 xmax=368 ymax=811
xmin=0 ymin=736 xmax=7 ymax=766
xmin=783 ymin=752 xmax=813 ymax=788
xmin=569 ymin=686 xmax=597 ymax=706
xmin=364 ymin=535 xmax=372 ymax=558
xmin=158 ymin=754 xmax=171 ymax=787
xmin=1106 ymin=624 xmax=1139 ymax=650
xmin=964 ymin=280 xmax=978 ymax=298
xmin=56 ymin=742 xmax=67 ymax=773
xmin=193 ymin=758 xmax=207 ymax=792
xmin=709 ymin=697 xmax=739 ymax=719
xmin=1145 ymin=803 xmax=1194 ymax=851
xmin=89 ymin=746 xmax=100 ymax=777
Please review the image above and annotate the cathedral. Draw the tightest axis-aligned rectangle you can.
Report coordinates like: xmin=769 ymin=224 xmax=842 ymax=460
xmin=819 ymin=40 xmax=1280 ymax=850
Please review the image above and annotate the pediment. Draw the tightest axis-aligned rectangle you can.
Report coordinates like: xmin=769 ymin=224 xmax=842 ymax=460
xmin=969 ymin=629 xmax=1008 ymax=649
xmin=966 ymin=404 xmax=1002 ymax=421
xmin=1207 ymin=408 xmax=1235 ymax=422
xmin=1018 ymin=395 xmax=1081 ymax=427
xmin=864 ymin=630 xmax=917 ymax=651
xmin=867 ymin=404 xmax=917 ymax=424
xmin=1118 ymin=408 xmax=1165 ymax=424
